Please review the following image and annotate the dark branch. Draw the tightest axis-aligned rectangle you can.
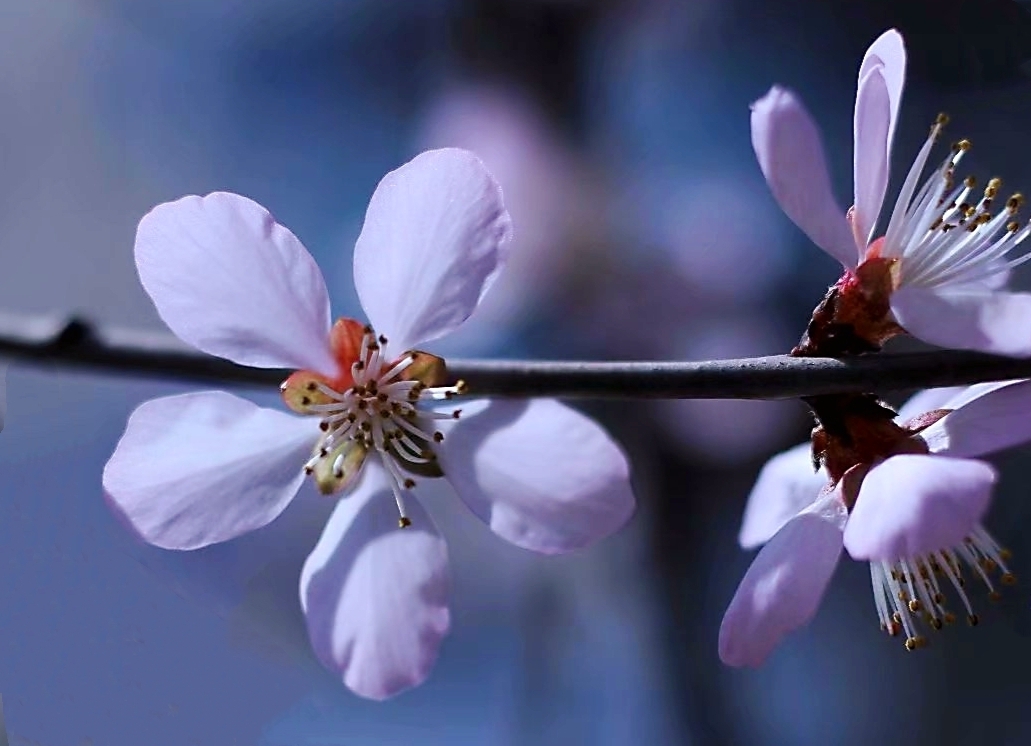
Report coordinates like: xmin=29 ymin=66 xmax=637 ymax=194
xmin=1 ymin=314 xmax=1030 ymax=399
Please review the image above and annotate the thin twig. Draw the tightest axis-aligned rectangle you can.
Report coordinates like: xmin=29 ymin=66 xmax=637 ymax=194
xmin=0 ymin=313 xmax=1029 ymax=399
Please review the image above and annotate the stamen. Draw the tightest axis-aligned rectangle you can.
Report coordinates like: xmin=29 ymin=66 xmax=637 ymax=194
xmin=869 ymin=525 xmax=1014 ymax=651
xmin=293 ymin=323 xmax=459 ymax=502
xmin=876 ymin=118 xmax=1031 ymax=289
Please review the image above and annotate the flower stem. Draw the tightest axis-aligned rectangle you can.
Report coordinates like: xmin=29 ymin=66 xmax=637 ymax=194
xmin=0 ymin=313 xmax=1030 ymax=400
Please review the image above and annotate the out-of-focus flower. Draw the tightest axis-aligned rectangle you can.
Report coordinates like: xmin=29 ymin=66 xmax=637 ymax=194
xmin=416 ymin=84 xmax=590 ymax=353
xmin=653 ymin=316 xmax=800 ymax=464
xmin=0 ymin=365 xmax=6 ymax=435
xmin=102 ymin=148 xmax=636 ymax=700
xmin=754 ymin=29 xmax=1031 ymax=356
xmin=720 ymin=380 xmax=1031 ymax=666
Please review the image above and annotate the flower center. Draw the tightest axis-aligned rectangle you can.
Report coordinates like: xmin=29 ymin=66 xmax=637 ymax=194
xmin=869 ymin=525 xmax=1016 ymax=651
xmin=874 ymin=114 xmax=1031 ymax=289
xmin=280 ymin=319 xmax=465 ymax=528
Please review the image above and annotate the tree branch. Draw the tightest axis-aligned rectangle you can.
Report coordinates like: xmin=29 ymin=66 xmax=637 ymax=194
xmin=1 ymin=313 xmax=1029 ymax=399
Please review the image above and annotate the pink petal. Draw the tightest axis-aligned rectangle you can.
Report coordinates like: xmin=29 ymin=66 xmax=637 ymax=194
xmin=860 ymin=29 xmax=906 ymax=104
xmin=719 ymin=489 xmax=847 ymax=667
xmin=352 ymin=148 xmax=513 ymax=353
xmin=843 ymin=455 xmax=996 ymax=561
xmin=135 ymin=193 xmax=336 ymax=372
xmin=750 ymin=87 xmax=858 ymax=268
xmin=890 ymin=286 xmax=1031 ymax=356
xmin=739 ymin=442 xmax=827 ymax=550
xmin=920 ymin=380 xmax=1031 ymax=457
xmin=852 ymin=29 xmax=906 ymax=248
xmin=435 ymin=398 xmax=636 ymax=554
xmin=299 ymin=460 xmax=450 ymax=700
xmin=102 ymin=392 xmax=317 ymax=550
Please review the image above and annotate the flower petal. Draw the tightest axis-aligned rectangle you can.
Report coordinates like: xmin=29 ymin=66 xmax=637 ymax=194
xmin=136 ymin=193 xmax=335 ymax=372
xmin=891 ymin=286 xmax=1031 ymax=356
xmin=852 ymin=29 xmax=906 ymax=248
xmin=739 ymin=442 xmax=827 ymax=550
xmin=719 ymin=488 xmax=847 ymax=667
xmin=352 ymin=148 xmax=513 ymax=353
xmin=843 ymin=455 xmax=996 ymax=561
xmin=750 ymin=86 xmax=857 ymax=267
xmin=435 ymin=398 xmax=636 ymax=554
xmin=103 ymin=392 xmax=317 ymax=550
xmin=299 ymin=461 xmax=450 ymax=700
xmin=920 ymin=380 xmax=1031 ymax=457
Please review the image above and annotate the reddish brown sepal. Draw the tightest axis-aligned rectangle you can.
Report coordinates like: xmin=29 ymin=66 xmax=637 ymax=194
xmin=838 ymin=462 xmax=871 ymax=511
xmin=807 ymin=393 xmax=927 ymax=484
xmin=901 ymin=408 xmax=953 ymax=436
xmin=793 ymin=256 xmax=904 ymax=357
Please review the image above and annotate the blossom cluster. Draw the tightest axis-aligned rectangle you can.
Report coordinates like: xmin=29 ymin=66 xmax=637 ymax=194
xmin=721 ymin=29 xmax=1031 ymax=664
xmin=84 ymin=27 xmax=1031 ymax=701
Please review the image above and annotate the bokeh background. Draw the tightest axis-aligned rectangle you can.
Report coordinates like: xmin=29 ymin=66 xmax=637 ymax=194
xmin=4 ymin=0 xmax=1031 ymax=743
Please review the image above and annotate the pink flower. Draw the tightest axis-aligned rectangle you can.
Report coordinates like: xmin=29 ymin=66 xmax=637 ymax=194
xmin=753 ymin=29 xmax=1031 ymax=355
xmin=720 ymin=380 xmax=1031 ymax=666
xmin=102 ymin=148 xmax=636 ymax=699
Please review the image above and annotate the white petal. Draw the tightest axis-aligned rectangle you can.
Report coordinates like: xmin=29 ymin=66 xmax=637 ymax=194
xmin=843 ymin=455 xmax=996 ymax=561
xmin=891 ymin=286 xmax=1031 ymax=356
xmin=135 ymin=192 xmax=335 ymax=372
xmin=719 ymin=488 xmax=847 ymax=667
xmin=920 ymin=379 xmax=1031 ymax=457
xmin=751 ymin=87 xmax=858 ymax=268
xmin=435 ymin=398 xmax=636 ymax=554
xmin=300 ymin=461 xmax=450 ymax=700
xmin=103 ymin=392 xmax=317 ymax=550
xmin=352 ymin=149 xmax=513 ymax=353
xmin=739 ymin=442 xmax=827 ymax=550
xmin=852 ymin=29 xmax=906 ymax=247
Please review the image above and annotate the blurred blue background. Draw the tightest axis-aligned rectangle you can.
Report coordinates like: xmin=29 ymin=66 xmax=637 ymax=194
xmin=4 ymin=0 xmax=1031 ymax=743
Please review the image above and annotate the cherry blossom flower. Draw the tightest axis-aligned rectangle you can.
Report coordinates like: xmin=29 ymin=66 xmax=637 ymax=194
xmin=753 ymin=28 xmax=1031 ymax=356
xmin=720 ymin=379 xmax=1031 ymax=666
xmin=102 ymin=148 xmax=636 ymax=699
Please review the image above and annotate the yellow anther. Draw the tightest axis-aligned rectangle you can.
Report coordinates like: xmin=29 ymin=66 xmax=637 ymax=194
xmin=398 ymin=516 xmax=412 ymax=529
